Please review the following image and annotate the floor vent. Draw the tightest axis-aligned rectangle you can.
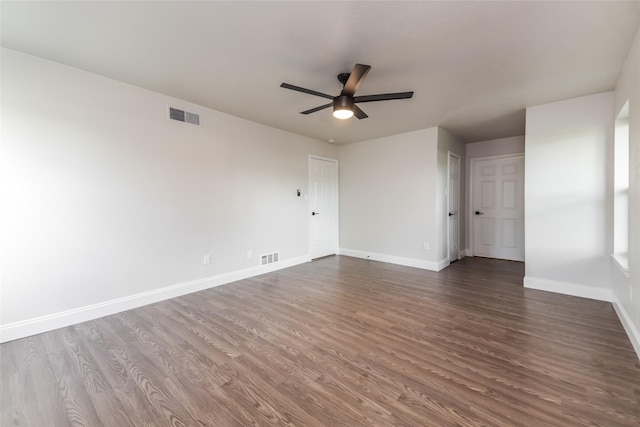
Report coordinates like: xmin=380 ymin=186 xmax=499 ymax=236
xmin=261 ymin=252 xmax=280 ymax=266
xmin=169 ymin=107 xmax=200 ymax=125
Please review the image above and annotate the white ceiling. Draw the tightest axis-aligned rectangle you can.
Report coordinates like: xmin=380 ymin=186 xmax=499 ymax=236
xmin=2 ymin=1 xmax=639 ymax=144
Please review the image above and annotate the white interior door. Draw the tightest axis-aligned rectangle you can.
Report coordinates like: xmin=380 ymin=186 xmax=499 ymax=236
xmin=309 ymin=157 xmax=338 ymax=259
xmin=448 ymin=153 xmax=460 ymax=262
xmin=472 ymin=155 xmax=524 ymax=261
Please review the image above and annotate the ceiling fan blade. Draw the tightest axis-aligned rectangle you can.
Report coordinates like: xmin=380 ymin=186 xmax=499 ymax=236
xmin=300 ymin=103 xmax=333 ymax=115
xmin=353 ymin=105 xmax=368 ymax=120
xmin=280 ymin=83 xmax=334 ymax=100
xmin=354 ymin=92 xmax=414 ymax=103
xmin=342 ymin=64 xmax=371 ymax=96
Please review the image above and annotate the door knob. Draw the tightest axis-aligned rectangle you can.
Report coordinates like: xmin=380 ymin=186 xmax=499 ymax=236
xmin=448 ymin=212 xmax=455 ymax=217
xmin=475 ymin=211 xmax=484 ymax=215
xmin=312 ymin=212 xmax=320 ymax=216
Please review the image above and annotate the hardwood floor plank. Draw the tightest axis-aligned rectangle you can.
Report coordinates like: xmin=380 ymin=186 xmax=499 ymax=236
xmin=2 ymin=256 xmax=640 ymax=426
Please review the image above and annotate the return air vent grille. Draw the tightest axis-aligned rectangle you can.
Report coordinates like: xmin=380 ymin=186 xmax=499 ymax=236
xmin=261 ymin=252 xmax=280 ymax=266
xmin=169 ymin=107 xmax=200 ymax=125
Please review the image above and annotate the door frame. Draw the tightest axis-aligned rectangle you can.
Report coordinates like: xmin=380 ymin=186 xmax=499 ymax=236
xmin=468 ymin=152 xmax=524 ymax=258
xmin=308 ymin=155 xmax=339 ymax=259
xmin=447 ymin=151 xmax=460 ymax=262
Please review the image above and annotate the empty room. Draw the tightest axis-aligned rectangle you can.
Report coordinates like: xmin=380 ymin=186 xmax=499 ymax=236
xmin=2 ymin=1 xmax=640 ymax=426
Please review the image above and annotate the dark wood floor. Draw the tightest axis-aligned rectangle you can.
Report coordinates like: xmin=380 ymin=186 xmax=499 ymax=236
xmin=2 ymin=256 xmax=639 ymax=426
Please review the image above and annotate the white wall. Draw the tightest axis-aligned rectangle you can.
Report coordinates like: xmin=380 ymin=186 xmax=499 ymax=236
xmin=524 ymin=92 xmax=613 ymax=301
xmin=466 ymin=135 xmax=525 ymax=159
xmin=0 ymin=48 xmax=337 ymax=341
xmin=338 ymin=127 xmax=463 ymax=271
xmin=612 ymin=25 xmax=640 ymax=356
xmin=464 ymin=135 xmax=525 ymax=252
xmin=338 ymin=127 xmax=445 ymax=270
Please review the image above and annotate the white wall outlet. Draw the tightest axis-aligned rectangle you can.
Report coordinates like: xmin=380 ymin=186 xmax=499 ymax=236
xmin=203 ymin=254 xmax=211 ymax=265
xmin=247 ymin=250 xmax=253 ymax=259
xmin=423 ymin=242 xmax=430 ymax=251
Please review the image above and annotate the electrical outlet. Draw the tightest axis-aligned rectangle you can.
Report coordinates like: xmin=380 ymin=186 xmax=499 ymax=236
xmin=204 ymin=254 xmax=211 ymax=265
xmin=247 ymin=250 xmax=253 ymax=259
xmin=423 ymin=242 xmax=430 ymax=251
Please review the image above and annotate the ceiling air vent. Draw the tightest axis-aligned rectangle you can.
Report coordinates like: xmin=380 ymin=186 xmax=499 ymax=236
xmin=169 ymin=107 xmax=200 ymax=126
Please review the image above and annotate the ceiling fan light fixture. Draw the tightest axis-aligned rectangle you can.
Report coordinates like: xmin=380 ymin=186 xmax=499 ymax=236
xmin=333 ymin=95 xmax=354 ymax=119
xmin=333 ymin=108 xmax=354 ymax=119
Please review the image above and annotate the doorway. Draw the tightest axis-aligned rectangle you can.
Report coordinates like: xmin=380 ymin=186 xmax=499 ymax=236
xmin=448 ymin=152 xmax=460 ymax=262
xmin=470 ymin=154 xmax=525 ymax=261
xmin=309 ymin=156 xmax=339 ymax=259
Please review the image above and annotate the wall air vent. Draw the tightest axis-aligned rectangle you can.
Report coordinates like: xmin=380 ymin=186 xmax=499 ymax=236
xmin=169 ymin=107 xmax=200 ymax=126
xmin=261 ymin=252 xmax=280 ymax=266
xmin=185 ymin=111 xmax=200 ymax=125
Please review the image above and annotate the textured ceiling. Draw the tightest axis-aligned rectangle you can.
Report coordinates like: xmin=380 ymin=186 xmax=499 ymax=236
xmin=2 ymin=1 xmax=639 ymax=144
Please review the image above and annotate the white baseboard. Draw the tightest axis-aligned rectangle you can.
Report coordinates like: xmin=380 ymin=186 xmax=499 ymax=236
xmin=0 ymin=255 xmax=310 ymax=343
xmin=523 ymin=276 xmax=612 ymax=302
xmin=612 ymin=297 xmax=640 ymax=362
xmin=464 ymin=248 xmax=473 ymax=257
xmin=458 ymin=250 xmax=467 ymax=259
xmin=339 ymin=248 xmax=449 ymax=272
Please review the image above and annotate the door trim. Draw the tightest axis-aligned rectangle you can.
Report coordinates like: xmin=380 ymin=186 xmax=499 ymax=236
xmin=468 ymin=153 xmax=524 ymax=258
xmin=308 ymin=155 xmax=339 ymax=259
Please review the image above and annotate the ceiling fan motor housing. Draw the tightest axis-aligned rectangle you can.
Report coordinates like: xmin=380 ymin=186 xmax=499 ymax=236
xmin=333 ymin=94 xmax=354 ymax=111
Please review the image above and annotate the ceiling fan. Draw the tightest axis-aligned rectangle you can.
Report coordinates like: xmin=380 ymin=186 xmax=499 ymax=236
xmin=280 ymin=64 xmax=414 ymax=120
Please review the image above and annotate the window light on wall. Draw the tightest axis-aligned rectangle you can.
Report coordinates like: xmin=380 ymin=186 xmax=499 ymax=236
xmin=613 ymin=100 xmax=630 ymax=276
